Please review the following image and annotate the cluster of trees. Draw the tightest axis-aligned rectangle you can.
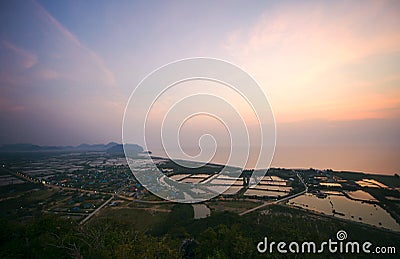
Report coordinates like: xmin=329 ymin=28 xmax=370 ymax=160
xmin=0 ymin=215 xmax=256 ymax=258
xmin=1 ymin=204 xmax=399 ymax=258
xmin=0 ymin=215 xmax=179 ymax=258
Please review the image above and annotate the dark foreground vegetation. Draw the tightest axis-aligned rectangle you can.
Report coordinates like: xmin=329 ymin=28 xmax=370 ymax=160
xmin=1 ymin=204 xmax=399 ymax=259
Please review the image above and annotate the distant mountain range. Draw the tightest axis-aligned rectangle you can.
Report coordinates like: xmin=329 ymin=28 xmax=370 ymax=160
xmin=0 ymin=142 xmax=144 ymax=155
xmin=106 ymin=143 xmax=143 ymax=156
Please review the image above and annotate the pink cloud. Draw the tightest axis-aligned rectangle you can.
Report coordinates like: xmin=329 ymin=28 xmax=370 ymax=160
xmin=1 ymin=40 xmax=38 ymax=69
xmin=0 ymin=97 xmax=25 ymax=113
xmin=223 ymin=0 xmax=400 ymax=122
xmin=32 ymin=0 xmax=117 ymax=87
xmin=36 ymin=69 xmax=60 ymax=80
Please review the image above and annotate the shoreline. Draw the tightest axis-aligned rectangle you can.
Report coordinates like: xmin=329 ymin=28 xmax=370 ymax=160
xmin=150 ymin=155 xmax=398 ymax=178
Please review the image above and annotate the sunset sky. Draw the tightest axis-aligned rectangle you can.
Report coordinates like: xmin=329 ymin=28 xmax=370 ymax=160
xmin=1 ymin=0 xmax=399 ymax=173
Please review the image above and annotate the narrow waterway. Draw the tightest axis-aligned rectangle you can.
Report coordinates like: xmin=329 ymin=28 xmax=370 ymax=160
xmin=192 ymin=204 xmax=210 ymax=219
xmin=288 ymin=193 xmax=400 ymax=232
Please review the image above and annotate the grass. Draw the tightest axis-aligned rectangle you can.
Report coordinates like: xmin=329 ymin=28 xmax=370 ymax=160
xmin=206 ymin=200 xmax=262 ymax=213
xmin=0 ymin=182 xmax=40 ymax=198
xmin=0 ymin=188 xmax=53 ymax=220
xmin=141 ymin=193 xmax=164 ymax=201
xmin=0 ymin=167 xmax=10 ymax=176
xmin=93 ymin=207 xmax=169 ymax=232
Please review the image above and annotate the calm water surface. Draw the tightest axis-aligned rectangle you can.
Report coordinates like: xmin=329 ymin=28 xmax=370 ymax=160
xmin=152 ymin=146 xmax=399 ymax=175
xmin=288 ymin=193 xmax=400 ymax=232
xmin=192 ymin=204 xmax=210 ymax=219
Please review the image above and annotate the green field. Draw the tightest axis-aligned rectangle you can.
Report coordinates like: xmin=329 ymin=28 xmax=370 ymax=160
xmin=93 ymin=207 xmax=170 ymax=233
xmin=206 ymin=199 xmax=263 ymax=213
